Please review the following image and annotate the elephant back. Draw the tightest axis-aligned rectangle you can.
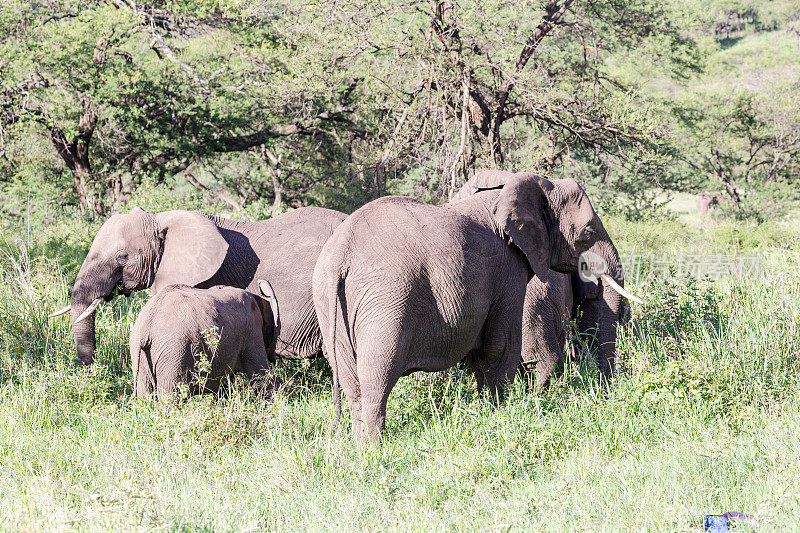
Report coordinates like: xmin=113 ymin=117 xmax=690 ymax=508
xmin=450 ymin=170 xmax=519 ymax=203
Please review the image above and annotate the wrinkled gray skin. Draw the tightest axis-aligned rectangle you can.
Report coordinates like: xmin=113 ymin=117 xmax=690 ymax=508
xmin=68 ymin=206 xmax=346 ymax=365
xmin=313 ymin=173 xmax=616 ymax=440
xmin=130 ymin=283 xmax=278 ymax=399
xmin=521 ymin=271 xmax=631 ymax=390
xmin=451 ymin=171 xmax=628 ymax=390
xmin=520 ymin=271 xmax=573 ymax=389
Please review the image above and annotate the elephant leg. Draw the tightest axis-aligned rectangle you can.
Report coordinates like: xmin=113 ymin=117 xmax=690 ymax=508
xmin=482 ymin=354 xmax=520 ymax=403
xmin=470 ymin=287 xmax=525 ymax=401
xmin=467 ymin=350 xmax=486 ymax=392
xmin=522 ymin=303 xmax=567 ymax=393
xmin=326 ymin=334 xmax=364 ymax=437
xmin=477 ymin=327 xmax=522 ymax=403
xmin=533 ymin=331 xmax=564 ymax=393
xmin=346 ymin=393 xmax=364 ymax=439
xmin=155 ymin=367 xmax=183 ymax=400
xmin=240 ymin=345 xmax=275 ymax=393
xmin=239 ymin=343 xmax=270 ymax=375
xmin=358 ymin=372 xmax=399 ymax=442
xmin=354 ymin=332 xmax=405 ymax=441
xmin=154 ymin=345 xmax=195 ymax=400
xmin=337 ymin=362 xmax=364 ymax=438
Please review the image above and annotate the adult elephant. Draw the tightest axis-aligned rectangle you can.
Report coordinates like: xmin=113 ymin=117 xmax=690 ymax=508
xmin=451 ymin=171 xmax=638 ymax=390
xmin=313 ymin=173 xmax=643 ymax=440
xmin=50 ymin=206 xmax=347 ymax=365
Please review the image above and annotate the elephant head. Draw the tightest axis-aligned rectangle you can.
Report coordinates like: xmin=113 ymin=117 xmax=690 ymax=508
xmin=454 ymin=170 xmax=641 ymax=378
xmin=50 ymin=208 xmax=229 ymax=365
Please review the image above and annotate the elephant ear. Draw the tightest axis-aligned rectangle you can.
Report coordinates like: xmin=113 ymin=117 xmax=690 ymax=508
xmin=152 ymin=211 xmax=229 ymax=294
xmin=492 ymin=173 xmax=554 ymax=282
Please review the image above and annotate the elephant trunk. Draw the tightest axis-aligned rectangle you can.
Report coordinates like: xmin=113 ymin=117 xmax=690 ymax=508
xmin=596 ymin=281 xmax=623 ymax=379
xmin=70 ymin=264 xmax=119 ymax=365
xmin=584 ymin=239 xmax=626 ymax=379
xmin=71 ymin=310 xmax=97 ymax=366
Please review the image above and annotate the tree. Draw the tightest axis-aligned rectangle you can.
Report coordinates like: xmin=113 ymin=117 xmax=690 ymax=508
xmin=273 ymin=0 xmax=701 ymax=201
xmin=673 ymin=87 xmax=800 ymax=215
xmin=0 ymin=0 xmax=360 ymax=218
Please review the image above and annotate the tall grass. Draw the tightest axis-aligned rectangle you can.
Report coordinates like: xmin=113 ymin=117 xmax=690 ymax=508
xmin=1 ymin=217 xmax=799 ymax=530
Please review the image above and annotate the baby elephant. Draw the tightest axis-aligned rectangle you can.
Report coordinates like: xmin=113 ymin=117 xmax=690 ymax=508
xmin=130 ymin=281 xmax=279 ymax=399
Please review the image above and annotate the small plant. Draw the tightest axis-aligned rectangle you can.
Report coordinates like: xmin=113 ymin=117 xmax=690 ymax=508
xmin=632 ymin=272 xmax=726 ymax=360
xmin=194 ymin=325 xmax=222 ymax=393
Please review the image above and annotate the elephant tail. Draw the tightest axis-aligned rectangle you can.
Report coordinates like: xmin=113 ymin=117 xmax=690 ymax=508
xmin=328 ymin=269 xmax=344 ymax=432
xmin=134 ymin=337 xmax=156 ymax=398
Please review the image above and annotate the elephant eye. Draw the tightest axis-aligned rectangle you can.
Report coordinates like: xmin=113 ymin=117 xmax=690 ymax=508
xmin=116 ymin=251 xmax=129 ymax=265
xmin=579 ymin=226 xmax=595 ymax=241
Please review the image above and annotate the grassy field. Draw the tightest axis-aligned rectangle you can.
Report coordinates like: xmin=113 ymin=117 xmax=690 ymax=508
xmin=1 ymin=207 xmax=800 ymax=531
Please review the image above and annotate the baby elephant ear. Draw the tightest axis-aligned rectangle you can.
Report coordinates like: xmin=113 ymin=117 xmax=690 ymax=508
xmin=152 ymin=211 xmax=229 ymax=294
xmin=257 ymin=279 xmax=280 ymax=334
xmin=492 ymin=173 xmax=554 ymax=282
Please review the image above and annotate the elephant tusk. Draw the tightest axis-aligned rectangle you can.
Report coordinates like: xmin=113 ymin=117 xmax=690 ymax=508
xmin=48 ymin=305 xmax=72 ymax=318
xmin=73 ymin=298 xmax=103 ymax=325
xmin=600 ymin=274 xmax=644 ymax=305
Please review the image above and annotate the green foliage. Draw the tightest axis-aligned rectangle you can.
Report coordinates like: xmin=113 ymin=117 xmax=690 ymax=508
xmin=0 ymin=0 xmax=364 ymax=216
xmin=632 ymin=274 xmax=725 ymax=360
xmin=2 ymin=1 xmax=798 ymax=221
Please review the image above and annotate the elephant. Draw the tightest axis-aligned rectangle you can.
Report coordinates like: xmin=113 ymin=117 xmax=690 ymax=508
xmin=130 ymin=281 xmax=279 ymax=399
xmin=451 ymin=171 xmax=637 ymax=391
xmin=313 ymin=172 xmax=642 ymax=440
xmin=697 ymin=193 xmax=720 ymax=215
xmin=49 ymin=206 xmax=347 ymax=365
xmin=519 ymin=271 xmax=633 ymax=390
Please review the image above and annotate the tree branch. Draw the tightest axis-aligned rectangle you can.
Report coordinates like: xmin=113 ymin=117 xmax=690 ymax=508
xmin=495 ymin=1 xmax=574 ymax=125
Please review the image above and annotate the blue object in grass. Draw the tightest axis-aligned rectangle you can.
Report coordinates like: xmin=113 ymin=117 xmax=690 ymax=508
xmin=705 ymin=512 xmax=755 ymax=532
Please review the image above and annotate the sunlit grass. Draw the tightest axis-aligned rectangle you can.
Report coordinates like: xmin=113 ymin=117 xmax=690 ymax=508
xmin=1 ymin=212 xmax=799 ymax=530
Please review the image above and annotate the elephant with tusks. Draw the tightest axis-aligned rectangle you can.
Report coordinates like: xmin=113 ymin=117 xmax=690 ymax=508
xmin=451 ymin=171 xmax=639 ymax=391
xmin=313 ymin=172 xmax=643 ymax=440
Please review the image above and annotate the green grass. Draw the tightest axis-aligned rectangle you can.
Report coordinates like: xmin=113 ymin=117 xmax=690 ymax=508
xmin=1 ymin=210 xmax=800 ymax=530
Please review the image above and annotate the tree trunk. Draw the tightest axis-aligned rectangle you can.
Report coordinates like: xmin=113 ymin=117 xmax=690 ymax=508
xmin=374 ymin=163 xmax=385 ymax=199
xmin=50 ymin=105 xmax=103 ymax=219
xmin=72 ymin=159 xmax=103 ymax=219
xmin=111 ymin=174 xmax=136 ymax=210
xmin=262 ymin=147 xmax=284 ymax=209
xmin=271 ymin=168 xmax=283 ymax=209
xmin=449 ymin=71 xmax=471 ymax=199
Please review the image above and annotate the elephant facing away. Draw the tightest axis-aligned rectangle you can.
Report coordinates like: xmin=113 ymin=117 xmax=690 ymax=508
xmin=313 ymin=173 xmax=623 ymax=440
xmin=130 ymin=282 xmax=279 ymax=399
xmin=49 ymin=206 xmax=347 ymax=365
xmin=451 ymin=171 xmax=639 ymax=391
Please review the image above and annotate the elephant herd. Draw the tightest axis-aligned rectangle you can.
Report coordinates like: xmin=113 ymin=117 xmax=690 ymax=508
xmin=49 ymin=170 xmax=641 ymax=440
